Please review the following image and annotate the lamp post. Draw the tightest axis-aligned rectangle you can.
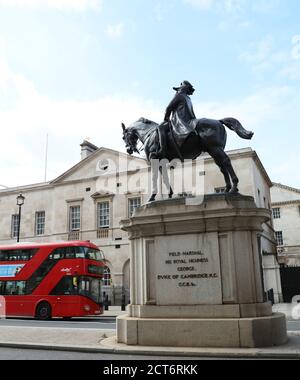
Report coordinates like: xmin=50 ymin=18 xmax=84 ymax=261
xmin=16 ymin=194 xmax=25 ymax=243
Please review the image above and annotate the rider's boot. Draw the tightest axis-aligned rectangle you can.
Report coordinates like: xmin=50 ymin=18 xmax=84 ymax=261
xmin=157 ymin=124 xmax=167 ymax=157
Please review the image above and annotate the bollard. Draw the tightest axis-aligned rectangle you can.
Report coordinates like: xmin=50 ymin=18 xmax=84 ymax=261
xmin=104 ymin=295 xmax=109 ymax=311
xmin=121 ymin=294 xmax=126 ymax=311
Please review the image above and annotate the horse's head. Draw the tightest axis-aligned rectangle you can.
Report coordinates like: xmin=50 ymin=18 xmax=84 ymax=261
xmin=122 ymin=123 xmax=139 ymax=155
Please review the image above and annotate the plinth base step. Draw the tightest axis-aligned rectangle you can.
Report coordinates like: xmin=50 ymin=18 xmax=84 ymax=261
xmin=117 ymin=313 xmax=287 ymax=348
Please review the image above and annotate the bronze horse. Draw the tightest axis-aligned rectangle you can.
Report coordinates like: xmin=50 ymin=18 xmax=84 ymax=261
xmin=122 ymin=117 xmax=253 ymax=202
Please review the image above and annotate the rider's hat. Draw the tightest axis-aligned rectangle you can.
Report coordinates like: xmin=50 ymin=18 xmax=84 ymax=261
xmin=173 ymin=80 xmax=195 ymax=92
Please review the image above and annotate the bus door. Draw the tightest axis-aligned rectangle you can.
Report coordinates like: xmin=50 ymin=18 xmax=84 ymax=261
xmin=51 ymin=276 xmax=81 ymax=316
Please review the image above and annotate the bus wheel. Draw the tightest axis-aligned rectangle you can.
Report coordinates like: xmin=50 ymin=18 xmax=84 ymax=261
xmin=36 ymin=302 xmax=52 ymax=320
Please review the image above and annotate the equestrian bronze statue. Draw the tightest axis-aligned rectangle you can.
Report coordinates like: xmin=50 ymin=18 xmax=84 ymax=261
xmin=122 ymin=81 xmax=254 ymax=202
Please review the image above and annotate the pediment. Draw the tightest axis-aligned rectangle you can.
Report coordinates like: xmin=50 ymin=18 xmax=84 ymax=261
xmin=51 ymin=147 xmax=148 ymax=184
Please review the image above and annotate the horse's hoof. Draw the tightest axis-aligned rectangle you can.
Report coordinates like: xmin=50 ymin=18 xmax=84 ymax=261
xmin=229 ymin=187 xmax=239 ymax=195
xmin=225 ymin=186 xmax=231 ymax=193
xmin=148 ymin=195 xmax=156 ymax=203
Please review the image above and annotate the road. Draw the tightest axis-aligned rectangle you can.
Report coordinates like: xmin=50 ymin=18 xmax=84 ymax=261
xmin=0 ymin=316 xmax=116 ymax=329
xmin=286 ymin=320 xmax=300 ymax=331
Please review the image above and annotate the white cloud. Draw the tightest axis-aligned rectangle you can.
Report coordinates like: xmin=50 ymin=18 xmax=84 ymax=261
xmin=105 ymin=23 xmax=124 ymax=39
xmin=0 ymin=56 xmax=160 ymax=187
xmin=184 ymin=0 xmax=281 ymax=13
xmin=154 ymin=1 xmax=175 ymax=22
xmin=240 ymin=35 xmax=275 ymax=76
xmin=292 ymin=35 xmax=300 ymax=60
xmin=0 ymin=55 xmax=299 ymax=189
xmin=240 ymin=34 xmax=300 ymax=82
xmin=281 ymin=62 xmax=300 ymax=81
xmin=193 ymin=86 xmax=293 ymax=132
xmin=184 ymin=0 xmax=215 ymax=10
xmin=252 ymin=0 xmax=281 ymax=13
xmin=0 ymin=0 xmax=102 ymax=11
xmin=240 ymin=35 xmax=274 ymax=64
xmin=193 ymin=86 xmax=300 ymax=188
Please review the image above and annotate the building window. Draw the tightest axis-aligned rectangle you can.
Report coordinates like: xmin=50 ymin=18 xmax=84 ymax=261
xmin=103 ymin=266 xmax=112 ymax=286
xmin=215 ymin=187 xmax=226 ymax=194
xmin=275 ymin=231 xmax=284 ymax=246
xmin=11 ymin=214 xmax=19 ymax=238
xmin=35 ymin=211 xmax=45 ymax=236
xmin=69 ymin=206 xmax=81 ymax=231
xmin=98 ymin=202 xmax=110 ymax=228
xmin=272 ymin=208 xmax=281 ymax=219
xmin=128 ymin=197 xmax=141 ymax=217
xmin=257 ymin=189 xmax=261 ymax=206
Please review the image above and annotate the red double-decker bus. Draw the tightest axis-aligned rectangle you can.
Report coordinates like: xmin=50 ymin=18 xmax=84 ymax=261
xmin=0 ymin=241 xmax=105 ymax=319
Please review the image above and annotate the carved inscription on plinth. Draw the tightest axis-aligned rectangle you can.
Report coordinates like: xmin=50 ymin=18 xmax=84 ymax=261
xmin=154 ymin=233 xmax=222 ymax=305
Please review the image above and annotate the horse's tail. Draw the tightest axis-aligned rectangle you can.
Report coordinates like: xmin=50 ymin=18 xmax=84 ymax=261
xmin=220 ymin=118 xmax=254 ymax=140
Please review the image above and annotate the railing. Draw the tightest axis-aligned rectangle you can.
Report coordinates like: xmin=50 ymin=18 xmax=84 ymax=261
xmin=68 ymin=231 xmax=80 ymax=241
xmin=97 ymin=228 xmax=110 ymax=239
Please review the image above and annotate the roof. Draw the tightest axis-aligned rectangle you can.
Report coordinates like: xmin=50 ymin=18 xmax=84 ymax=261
xmin=0 ymin=241 xmax=98 ymax=250
xmin=0 ymin=182 xmax=51 ymax=195
xmin=272 ymin=182 xmax=300 ymax=194
xmin=0 ymin=146 xmax=273 ymax=193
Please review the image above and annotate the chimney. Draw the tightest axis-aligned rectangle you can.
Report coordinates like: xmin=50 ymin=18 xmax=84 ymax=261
xmin=80 ymin=140 xmax=98 ymax=160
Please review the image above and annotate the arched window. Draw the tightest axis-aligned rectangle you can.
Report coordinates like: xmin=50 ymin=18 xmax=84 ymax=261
xmin=103 ymin=266 xmax=112 ymax=286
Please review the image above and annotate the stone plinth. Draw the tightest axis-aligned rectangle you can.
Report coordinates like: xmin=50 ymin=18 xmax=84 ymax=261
xmin=117 ymin=194 xmax=287 ymax=348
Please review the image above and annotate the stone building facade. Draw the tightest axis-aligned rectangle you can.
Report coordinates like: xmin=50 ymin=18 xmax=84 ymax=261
xmin=0 ymin=142 xmax=283 ymax=303
xmin=271 ymin=183 xmax=300 ymax=267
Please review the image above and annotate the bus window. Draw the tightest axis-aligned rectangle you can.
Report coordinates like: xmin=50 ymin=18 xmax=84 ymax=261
xmin=83 ymin=248 xmax=104 ymax=261
xmin=65 ymin=247 xmax=75 ymax=259
xmin=8 ymin=253 xmax=18 ymax=261
xmin=74 ymin=246 xmax=85 ymax=259
xmin=0 ymin=281 xmax=5 ymax=295
xmin=5 ymin=281 xmax=27 ymax=295
xmin=0 ymin=249 xmax=37 ymax=262
xmin=49 ymin=248 xmax=65 ymax=260
xmin=0 ymin=252 xmax=6 ymax=261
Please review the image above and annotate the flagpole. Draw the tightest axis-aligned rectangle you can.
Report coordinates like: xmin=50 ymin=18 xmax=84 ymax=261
xmin=44 ymin=133 xmax=48 ymax=182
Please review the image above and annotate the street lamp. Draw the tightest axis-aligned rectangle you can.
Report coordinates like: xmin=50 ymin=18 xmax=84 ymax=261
xmin=16 ymin=194 xmax=25 ymax=243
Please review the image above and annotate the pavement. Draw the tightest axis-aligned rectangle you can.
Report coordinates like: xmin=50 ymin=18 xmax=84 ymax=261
xmin=1 ymin=305 xmax=300 ymax=359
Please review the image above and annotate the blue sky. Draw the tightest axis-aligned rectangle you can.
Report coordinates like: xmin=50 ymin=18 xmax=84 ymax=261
xmin=0 ymin=0 xmax=299 ymax=188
